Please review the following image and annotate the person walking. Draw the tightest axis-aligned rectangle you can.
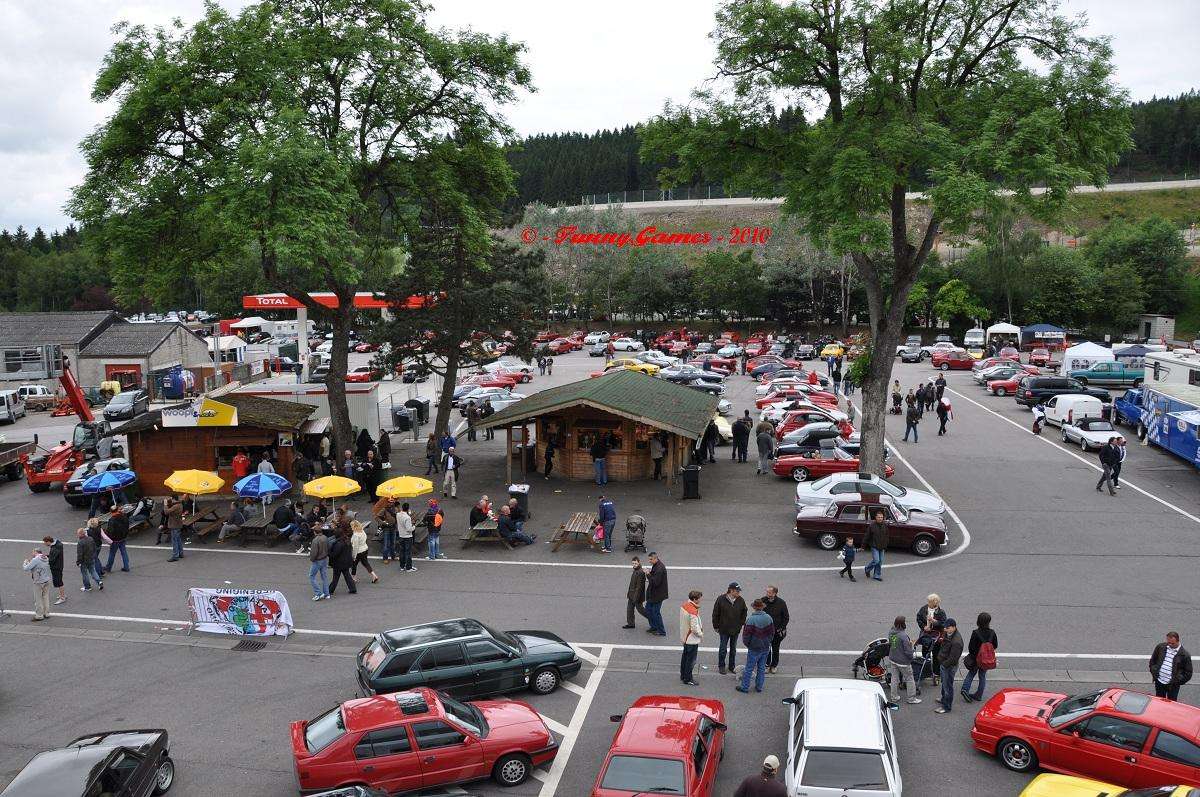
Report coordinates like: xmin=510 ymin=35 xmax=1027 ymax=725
xmin=737 ymin=599 xmax=775 ymax=693
xmin=103 ymin=507 xmax=131 ymax=573
xmin=481 ymin=400 xmax=496 ymax=440
xmin=545 ymin=357 xmax=553 ymax=376
xmin=308 ymin=527 xmax=330 ymax=601
xmin=377 ymin=430 xmax=391 ymax=470
xmin=1149 ymin=631 xmax=1193 ymax=701
xmin=424 ymin=432 xmax=440 ymax=475
xmin=622 ymin=556 xmax=646 ymax=629
xmin=936 ymin=397 xmax=953 ymax=436
xmin=438 ymin=430 xmax=457 ymax=456
xmin=1096 ymin=437 xmax=1119 ymax=495
xmin=831 ymin=362 xmax=842 ymax=396
xmin=712 ymin=582 xmax=748 ymax=675
xmin=597 ymin=494 xmax=616 ymax=553
xmin=862 ymin=509 xmax=888 ymax=581
xmin=731 ymin=415 xmax=751 ymax=463
xmin=701 ymin=419 xmax=719 ymax=463
xmin=649 ymin=433 xmax=665 ymax=479
xmin=424 ymin=498 xmax=445 ymax=560
xmin=465 ymin=402 xmax=479 ymax=442
xmin=884 ymin=616 xmax=921 ymax=708
xmin=755 ymin=423 xmax=775 ymax=475
xmin=903 ymin=402 xmax=921 ymax=442
xmin=441 ymin=446 xmax=462 ymax=499
xmin=75 ymin=528 xmax=102 ymax=592
xmin=934 ymin=618 xmax=964 ymax=714
xmin=590 ymin=434 xmax=609 ymax=486
xmin=644 ymin=552 xmax=668 ymax=636
xmin=1031 ymin=402 xmax=1047 ymax=434
xmin=349 ymin=520 xmax=379 ymax=583
xmin=761 ymin=586 xmax=789 ymax=674
xmin=85 ymin=518 xmax=105 ymax=584
xmin=328 ymin=530 xmax=357 ymax=595
xmin=960 ymin=612 xmax=999 ymax=703
xmin=838 ymin=535 xmax=857 ymax=581
xmin=163 ymin=495 xmax=185 ymax=563
xmin=231 ymin=448 xmax=251 ymax=481
xmin=934 ymin=373 xmax=947 ymax=402
xmin=925 ymin=378 xmax=937 ymax=411
xmin=22 ymin=547 xmax=52 ymax=621
xmin=1112 ymin=435 xmax=1127 ymax=488
xmin=679 ymin=590 xmax=704 ymax=686
xmin=395 ymin=502 xmax=416 ymax=570
xmin=733 ymin=755 xmax=786 ymax=797
xmin=44 ymin=535 xmax=66 ymax=605
xmin=543 ymin=433 xmax=557 ymax=479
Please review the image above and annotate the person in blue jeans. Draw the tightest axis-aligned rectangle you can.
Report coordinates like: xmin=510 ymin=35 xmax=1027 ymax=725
xmin=960 ymin=613 xmax=998 ymax=703
xmin=308 ymin=528 xmax=330 ymax=600
xmin=934 ymin=619 xmax=964 ymax=714
xmin=737 ymin=599 xmax=775 ymax=693
xmin=590 ymin=436 xmax=609 ymax=486
xmin=862 ymin=510 xmax=887 ymax=581
xmin=425 ymin=499 xmax=444 ymax=560
xmin=103 ymin=507 xmax=131 ymax=573
xmin=75 ymin=528 xmax=103 ymax=591
xmin=598 ymin=494 xmax=616 ymax=553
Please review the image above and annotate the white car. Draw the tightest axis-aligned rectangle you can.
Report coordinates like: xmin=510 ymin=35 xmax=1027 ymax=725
xmin=717 ymin=344 xmax=744 ymax=357
xmin=610 ymin=337 xmax=644 ymax=352
xmin=582 ymin=331 xmax=610 ymax=344
xmin=459 ymin=388 xmax=525 ymax=415
xmin=794 ymin=471 xmax=944 ymax=514
xmin=756 ymin=377 xmax=805 ymax=396
xmin=635 ymin=350 xmax=679 ymax=368
xmin=716 ymin=398 xmax=732 ymax=415
xmin=480 ymin=360 xmax=533 ymax=382
xmin=1060 ymin=416 xmax=1119 ymax=451
xmin=784 ymin=678 xmax=902 ymax=797
xmin=920 ymin=341 xmax=957 ymax=358
xmin=760 ymin=401 xmax=849 ymax=424
xmin=712 ymin=413 xmax=732 ymax=443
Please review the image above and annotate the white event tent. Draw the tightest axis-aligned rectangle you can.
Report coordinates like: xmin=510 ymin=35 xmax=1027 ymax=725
xmin=1063 ymin=341 xmax=1115 ymax=372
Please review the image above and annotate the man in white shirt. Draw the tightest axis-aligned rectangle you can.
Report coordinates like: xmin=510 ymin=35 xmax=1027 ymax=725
xmin=1149 ymin=631 xmax=1193 ymax=701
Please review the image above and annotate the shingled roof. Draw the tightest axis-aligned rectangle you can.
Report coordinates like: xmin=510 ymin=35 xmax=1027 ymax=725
xmin=80 ymin=322 xmax=190 ymax=357
xmin=112 ymin=394 xmax=316 ymax=435
xmin=476 ymin=369 xmax=719 ymax=439
xmin=0 ymin=311 xmax=120 ymax=347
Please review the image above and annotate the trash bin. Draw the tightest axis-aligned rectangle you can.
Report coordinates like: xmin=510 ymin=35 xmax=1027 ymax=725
xmin=405 ymin=398 xmax=430 ymax=424
xmin=391 ymin=406 xmax=413 ymax=432
xmin=508 ymin=483 xmax=530 ymax=519
xmin=680 ymin=464 xmax=701 ymax=500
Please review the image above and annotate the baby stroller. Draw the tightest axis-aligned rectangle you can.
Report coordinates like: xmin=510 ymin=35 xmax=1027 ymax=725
xmin=852 ymin=637 xmax=891 ymax=683
xmin=624 ymin=514 xmax=647 ymax=553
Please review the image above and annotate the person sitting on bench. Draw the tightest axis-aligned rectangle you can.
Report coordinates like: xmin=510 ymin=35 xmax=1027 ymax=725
xmin=507 ymin=498 xmax=527 ymax=534
xmin=272 ymin=500 xmax=299 ymax=539
xmin=497 ymin=505 xmax=535 ymax=546
xmin=218 ymin=500 xmax=248 ymax=542
xmin=126 ymin=496 xmax=152 ymax=528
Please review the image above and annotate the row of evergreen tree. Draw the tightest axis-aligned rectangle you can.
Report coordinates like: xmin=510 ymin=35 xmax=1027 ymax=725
xmin=505 ymin=92 xmax=1200 ymax=208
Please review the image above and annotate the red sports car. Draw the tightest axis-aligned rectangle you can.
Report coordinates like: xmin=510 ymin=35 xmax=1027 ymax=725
xmin=1029 ymin=347 xmax=1051 ymax=366
xmin=689 ymin=354 xmax=736 ymax=372
xmin=773 ymin=446 xmax=893 ymax=481
xmin=543 ymin=338 xmax=574 ymax=355
xmin=971 ymin=687 xmax=1200 ymax=788
xmin=461 ymin=374 xmax=519 ymax=389
xmin=591 ymin=695 xmax=726 ymax=797
xmin=932 ymin=349 xmax=975 ymax=370
xmin=345 ymin=366 xmax=384 ymax=382
xmin=291 ymin=688 xmax=557 ymax=794
xmin=775 ymin=409 xmax=854 ymax=441
xmin=986 ymin=374 xmax=1028 ymax=396
xmin=743 ymin=342 xmax=767 ymax=358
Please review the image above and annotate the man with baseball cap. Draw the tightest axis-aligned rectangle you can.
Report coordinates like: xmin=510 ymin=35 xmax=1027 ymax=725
xmin=712 ymin=581 xmax=747 ymax=675
xmin=733 ymin=754 xmax=785 ymax=796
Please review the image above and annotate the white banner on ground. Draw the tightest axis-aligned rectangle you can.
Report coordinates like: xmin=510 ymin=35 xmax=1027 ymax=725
xmin=186 ymin=588 xmax=294 ymax=637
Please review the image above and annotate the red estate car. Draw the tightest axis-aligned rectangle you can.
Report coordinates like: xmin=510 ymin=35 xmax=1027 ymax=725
xmin=932 ymin=349 xmax=975 ymax=371
xmin=291 ymin=688 xmax=557 ymax=794
xmin=773 ymin=446 xmax=891 ymax=482
xmin=591 ymin=695 xmax=726 ymax=797
xmin=460 ymin=374 xmax=519 ymax=389
xmin=971 ymin=687 xmax=1200 ymax=788
xmin=795 ymin=497 xmax=945 ymax=556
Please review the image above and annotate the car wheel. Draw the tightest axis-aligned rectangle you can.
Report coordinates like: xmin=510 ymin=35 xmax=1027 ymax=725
xmin=911 ymin=534 xmax=936 ymax=557
xmin=817 ymin=532 xmax=839 ymax=551
xmin=791 ymin=466 xmax=810 ymax=482
xmin=994 ymin=387 xmax=1007 ymax=397
xmin=531 ymin=666 xmax=560 ymax=695
xmin=151 ymin=756 xmax=175 ymax=795
xmin=1080 ymin=438 xmax=1090 ymax=452
xmin=1060 ymin=428 xmax=1069 ymax=442
xmin=1077 ymin=377 xmax=1087 ymax=386
xmin=940 ymin=363 xmax=950 ymax=371
xmin=1137 ymin=424 xmax=1148 ymax=442
xmin=493 ymin=753 xmax=532 ymax=787
xmin=997 ymin=737 xmax=1038 ymax=773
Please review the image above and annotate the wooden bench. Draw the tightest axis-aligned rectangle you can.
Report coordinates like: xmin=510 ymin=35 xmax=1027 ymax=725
xmin=238 ymin=515 xmax=279 ymax=547
xmin=550 ymin=511 xmax=599 ymax=552
xmin=186 ymin=508 xmax=225 ymax=542
xmin=461 ymin=519 xmax=512 ymax=550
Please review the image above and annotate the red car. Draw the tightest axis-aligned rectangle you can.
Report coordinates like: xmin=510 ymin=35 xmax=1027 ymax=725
xmin=667 ymin=340 xmax=690 ymax=355
xmin=542 ymin=338 xmax=573 ymax=355
xmin=973 ymin=356 xmax=1022 ymax=372
xmin=756 ymin=389 xmax=837 ymax=410
xmin=794 ymin=497 xmax=943 ymax=556
xmin=291 ymin=688 xmax=558 ymax=794
xmin=999 ymin=346 xmax=1021 ymax=360
xmin=689 ymin=354 xmax=736 ymax=372
xmin=591 ymin=695 xmax=725 ymax=797
xmin=775 ymin=409 xmax=854 ymax=441
xmin=971 ymin=687 xmax=1200 ymax=788
xmin=346 ymin=366 xmax=384 ymax=382
xmin=353 ymin=341 xmax=379 ymax=353
xmin=460 ymin=374 xmax=519 ymax=389
xmin=932 ymin=349 xmax=975 ymax=371
xmin=534 ymin=330 xmax=557 ymax=343
xmin=773 ymin=446 xmax=893 ymax=481
xmin=743 ymin=342 xmax=767 ymax=358
xmin=1029 ymin=347 xmax=1051 ymax=366
xmin=985 ymin=368 xmax=1040 ymax=396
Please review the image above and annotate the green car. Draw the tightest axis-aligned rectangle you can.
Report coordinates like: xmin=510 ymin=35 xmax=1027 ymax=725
xmin=356 ymin=618 xmax=582 ymax=699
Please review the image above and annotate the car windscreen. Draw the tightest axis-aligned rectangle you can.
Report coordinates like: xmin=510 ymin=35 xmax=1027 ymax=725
xmin=439 ymin=693 xmax=487 ymax=737
xmin=1048 ymin=690 xmax=1103 ymax=727
xmin=478 ymin=622 xmax=520 ymax=651
xmin=599 ymin=755 xmax=686 ymax=794
xmin=305 ymin=706 xmax=346 ymax=752
xmin=109 ymin=393 xmax=135 ymax=405
xmin=361 ymin=639 xmax=388 ymax=673
xmin=800 ymin=749 xmax=888 ymax=790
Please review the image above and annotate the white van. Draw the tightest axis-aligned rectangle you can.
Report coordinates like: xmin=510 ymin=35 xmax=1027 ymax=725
xmin=1043 ymin=394 xmax=1104 ymax=428
xmin=963 ymin=328 xmax=985 ymax=348
xmin=0 ymin=390 xmax=27 ymax=424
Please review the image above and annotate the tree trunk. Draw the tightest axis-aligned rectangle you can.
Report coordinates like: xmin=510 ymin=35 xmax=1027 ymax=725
xmin=432 ymin=348 xmax=461 ymax=438
xmin=327 ymin=304 xmax=355 ymax=469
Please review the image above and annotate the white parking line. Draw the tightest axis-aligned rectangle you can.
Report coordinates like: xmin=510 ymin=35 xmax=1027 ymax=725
xmin=572 ymin=647 xmax=601 ymax=666
xmin=944 ymin=386 xmax=1200 ymax=525
xmin=539 ymin=715 xmax=571 ymax=737
xmin=559 ymin=680 xmax=587 ymax=697
xmin=537 ymin=645 xmax=612 ymax=797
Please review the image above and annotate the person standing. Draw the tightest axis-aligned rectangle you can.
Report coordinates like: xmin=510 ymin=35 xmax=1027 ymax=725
xmin=936 ymin=397 xmax=952 ymax=436
xmin=903 ymin=402 xmax=921 ymax=442
xmin=737 ymin=599 xmax=774 ymax=693
xmin=543 ymin=434 xmax=557 ymax=479
xmin=934 ymin=373 xmax=947 ymax=402
xmin=361 ymin=449 xmax=380 ymax=501
xmin=319 ymin=433 xmax=331 ymax=466
xmin=22 ymin=547 xmax=52 ymax=621
xmin=1149 ymin=631 xmax=1193 ymax=701
xmin=423 ymin=498 xmax=444 ymax=560
xmin=438 ymin=430 xmax=456 ymax=456
xmin=733 ymin=755 xmax=786 ymax=797
xmin=327 ymin=530 xmax=357 ymax=595
xmin=839 ymin=535 xmax=857 ymax=581
xmin=623 ymin=557 xmax=646 ymax=629
xmin=481 ymin=399 xmax=496 ymax=440
xmin=831 ymin=361 xmax=842 ymax=396
xmin=392 ymin=501 xmax=415 ymax=570
xmin=701 ymin=419 xmax=719 ymax=463
xmin=75 ymin=528 xmax=102 ymax=591
xmin=377 ymin=430 xmax=391 ymax=470
xmin=1097 ymin=437 xmax=1119 ymax=495
xmin=442 ymin=446 xmax=462 ymax=498
xmin=545 ymin=357 xmax=553 ymax=376
xmin=257 ymin=452 xmax=275 ymax=474
xmin=712 ymin=583 xmax=748 ymax=675
xmin=760 ymin=586 xmax=789 ymax=674
xmin=349 ymin=520 xmax=379 ymax=583
xmin=1112 ymin=435 xmax=1127 ymax=488
xmin=934 ymin=618 xmax=964 ymax=714
xmin=590 ymin=434 xmax=609 ymax=486
xmin=960 ymin=612 xmax=999 ymax=703
xmin=649 ymin=434 xmax=665 ymax=479
xmin=103 ymin=507 xmax=131 ymax=573
xmin=1031 ymin=402 xmax=1047 ymax=434
xmin=164 ymin=495 xmax=185 ymax=563
xmin=377 ymin=498 xmax=397 ymax=562
xmin=465 ymin=402 xmax=479 ymax=442
xmin=597 ymin=494 xmax=616 ymax=554
xmin=644 ymin=552 xmax=668 ymax=636
xmin=884 ymin=616 xmax=920 ymax=708
xmin=43 ymin=535 xmax=66 ymax=605
xmin=232 ymin=448 xmax=251 ymax=481
xmin=678 ymin=590 xmax=704 ymax=686
xmin=862 ymin=509 xmax=888 ymax=581
xmin=755 ymin=423 xmax=775 ymax=475
xmin=85 ymin=518 xmax=105 ymax=583
xmin=308 ymin=526 xmax=330 ymax=601
xmin=424 ymin=433 xmax=440 ymax=475
xmin=731 ymin=415 xmax=751 ymax=463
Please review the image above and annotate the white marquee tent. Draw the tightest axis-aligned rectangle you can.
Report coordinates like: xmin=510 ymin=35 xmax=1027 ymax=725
xmin=1063 ymin=341 xmax=1115 ymax=372
xmin=985 ymin=322 xmax=1020 ymax=345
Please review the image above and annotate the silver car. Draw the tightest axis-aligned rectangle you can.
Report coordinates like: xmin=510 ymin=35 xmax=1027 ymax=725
xmin=794 ymin=471 xmax=945 ymax=514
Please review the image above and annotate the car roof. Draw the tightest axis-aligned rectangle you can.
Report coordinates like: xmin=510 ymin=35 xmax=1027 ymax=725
xmin=792 ymin=679 xmax=886 ymax=751
xmin=1 ymin=747 xmax=116 ymax=796
xmin=1101 ymin=688 xmax=1200 ymax=736
xmin=342 ymin=689 xmax=444 ymax=733
xmin=382 ymin=617 xmax=488 ymax=649
xmin=610 ymin=696 xmax=723 ymax=757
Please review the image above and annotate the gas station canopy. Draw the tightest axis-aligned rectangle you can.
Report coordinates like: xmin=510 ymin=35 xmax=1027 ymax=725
xmin=242 ymin=292 xmax=430 ymax=310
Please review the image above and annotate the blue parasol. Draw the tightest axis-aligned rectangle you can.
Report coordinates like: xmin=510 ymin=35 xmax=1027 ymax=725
xmin=234 ymin=473 xmax=292 ymax=516
xmin=81 ymin=469 xmax=137 ymax=494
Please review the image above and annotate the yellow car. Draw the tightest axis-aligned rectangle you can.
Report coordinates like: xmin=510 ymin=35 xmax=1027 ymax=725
xmin=820 ymin=343 xmax=845 ymax=358
xmin=967 ymin=347 xmax=985 ymax=359
xmin=1019 ymin=774 xmax=1198 ymax=796
xmin=712 ymin=413 xmax=732 ymax=443
xmin=606 ymin=358 xmax=660 ymax=376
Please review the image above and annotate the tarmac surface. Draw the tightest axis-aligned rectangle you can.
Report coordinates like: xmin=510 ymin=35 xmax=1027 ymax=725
xmin=0 ymin=349 xmax=1196 ymax=796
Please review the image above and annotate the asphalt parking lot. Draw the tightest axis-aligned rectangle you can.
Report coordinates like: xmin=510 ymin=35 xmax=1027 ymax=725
xmin=1 ymin=348 xmax=1196 ymax=795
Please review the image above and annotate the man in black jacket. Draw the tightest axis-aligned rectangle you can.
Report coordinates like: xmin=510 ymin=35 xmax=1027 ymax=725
xmin=622 ymin=556 xmax=646 ymax=629
xmin=862 ymin=510 xmax=888 ymax=581
xmin=1149 ymin=632 xmax=1193 ymax=701
xmin=934 ymin=618 xmax=964 ymax=714
xmin=712 ymin=583 xmax=748 ymax=675
xmin=761 ymin=586 xmax=790 ymax=674
xmin=327 ymin=532 xmax=357 ymax=595
xmin=42 ymin=535 xmax=65 ymax=605
xmin=644 ymin=552 xmax=668 ymax=636
xmin=103 ymin=507 xmax=131 ymax=573
xmin=1097 ymin=438 xmax=1119 ymax=495
xmin=75 ymin=527 xmax=102 ymax=591
xmin=731 ymin=415 xmax=751 ymax=463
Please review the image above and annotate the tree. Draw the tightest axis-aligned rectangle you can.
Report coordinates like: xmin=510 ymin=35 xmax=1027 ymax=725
xmin=642 ymin=0 xmax=1131 ymax=472
xmin=1089 ymin=262 xmax=1145 ymax=335
xmin=69 ymin=0 xmax=531 ymax=464
xmin=1021 ymin=246 xmax=1094 ymax=328
xmin=1083 ymin=216 xmax=1187 ymax=315
xmin=933 ymin=279 xmax=987 ymax=332
xmin=693 ymin=250 xmax=763 ymax=321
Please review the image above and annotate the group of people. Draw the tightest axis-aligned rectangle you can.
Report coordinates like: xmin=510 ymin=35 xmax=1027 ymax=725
xmin=468 ymin=493 xmax=535 ymax=546
xmin=462 ymin=399 xmax=496 ymax=443
xmin=893 ymin=376 xmax=953 ymax=441
xmin=423 ymin=431 xmax=465 ymax=498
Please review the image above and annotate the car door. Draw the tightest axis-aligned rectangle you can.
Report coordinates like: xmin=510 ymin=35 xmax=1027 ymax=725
xmin=355 ymin=725 xmax=424 ymax=794
xmin=837 ymin=504 xmax=868 ymax=544
xmin=412 ymin=720 xmax=486 ymax=788
xmin=694 ymin=717 xmax=723 ymax=796
xmin=1052 ymin=714 xmax=1149 ymax=785
xmin=465 ymin=639 xmax=521 ymax=695
xmin=417 ymin=643 xmax=477 ymax=698
xmin=1044 ymin=396 xmax=1060 ymax=424
xmin=690 ymin=727 xmax=713 ymax=796
xmin=1136 ymin=728 xmax=1200 ymax=788
xmin=97 ymin=750 xmax=145 ymax=796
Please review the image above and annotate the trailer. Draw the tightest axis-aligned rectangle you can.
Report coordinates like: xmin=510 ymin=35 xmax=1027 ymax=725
xmin=0 ymin=437 xmax=36 ymax=482
xmin=1113 ymin=383 xmax=1200 ymax=468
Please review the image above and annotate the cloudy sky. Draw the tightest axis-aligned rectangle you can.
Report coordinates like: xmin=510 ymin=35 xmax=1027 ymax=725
xmin=0 ymin=0 xmax=1195 ymax=233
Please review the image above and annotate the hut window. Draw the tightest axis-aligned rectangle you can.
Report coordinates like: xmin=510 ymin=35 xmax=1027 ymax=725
xmin=578 ymin=430 xmax=623 ymax=451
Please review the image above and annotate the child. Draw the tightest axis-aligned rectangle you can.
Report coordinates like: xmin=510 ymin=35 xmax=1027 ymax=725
xmin=839 ymin=536 xmax=857 ymax=581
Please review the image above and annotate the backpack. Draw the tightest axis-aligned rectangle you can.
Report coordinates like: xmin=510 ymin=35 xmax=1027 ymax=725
xmin=976 ymin=637 xmax=997 ymax=671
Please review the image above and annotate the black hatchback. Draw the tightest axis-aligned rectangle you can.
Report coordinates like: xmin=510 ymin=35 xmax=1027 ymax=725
xmin=1014 ymin=375 xmax=1111 ymax=406
xmin=1 ymin=729 xmax=174 ymax=796
xmin=357 ymin=618 xmax=582 ymax=700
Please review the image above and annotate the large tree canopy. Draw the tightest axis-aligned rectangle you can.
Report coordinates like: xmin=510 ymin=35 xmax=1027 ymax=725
xmin=643 ymin=0 xmax=1131 ymax=471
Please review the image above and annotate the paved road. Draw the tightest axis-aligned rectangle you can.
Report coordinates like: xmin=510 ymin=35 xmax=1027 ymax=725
xmin=0 ymin=350 xmax=1196 ymax=795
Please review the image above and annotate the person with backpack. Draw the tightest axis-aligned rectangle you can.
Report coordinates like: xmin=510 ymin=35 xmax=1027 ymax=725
xmin=424 ymin=498 xmax=445 ymax=560
xmin=960 ymin=612 xmax=998 ymax=703
xmin=936 ymin=397 xmax=953 ymax=436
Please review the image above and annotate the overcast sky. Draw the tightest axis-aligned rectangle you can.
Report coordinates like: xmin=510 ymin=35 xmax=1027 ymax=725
xmin=0 ymin=0 xmax=1195 ymax=233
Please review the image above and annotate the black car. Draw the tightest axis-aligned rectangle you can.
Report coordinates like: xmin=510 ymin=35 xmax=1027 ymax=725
xmin=659 ymin=366 xmax=724 ymax=385
xmin=1014 ymin=375 xmax=1111 ymax=406
xmin=900 ymin=345 xmax=922 ymax=363
xmin=102 ymin=389 xmax=149 ymax=421
xmin=63 ymin=457 xmax=136 ymax=508
xmin=1 ymin=729 xmax=174 ymax=796
xmin=357 ymin=618 xmax=582 ymax=699
xmin=680 ymin=379 xmax=725 ymax=396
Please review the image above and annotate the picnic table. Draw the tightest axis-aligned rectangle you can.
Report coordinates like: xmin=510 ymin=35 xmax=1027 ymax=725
xmin=238 ymin=515 xmax=280 ymax=547
xmin=461 ymin=518 xmax=512 ymax=550
xmin=186 ymin=507 xmax=225 ymax=542
xmin=550 ymin=512 xmax=599 ymax=552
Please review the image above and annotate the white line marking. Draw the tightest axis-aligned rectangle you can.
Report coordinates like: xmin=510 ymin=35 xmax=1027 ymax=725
xmin=529 ymin=769 xmax=548 ymax=783
xmin=0 ymin=610 xmax=1148 ymax=659
xmin=944 ymin=386 xmax=1200 ymax=525
xmin=537 ymin=645 xmax=611 ymax=797
xmin=559 ymin=680 xmax=587 ymax=697
xmin=539 ymin=715 xmax=571 ymax=737
xmin=572 ymin=646 xmax=601 ymax=666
